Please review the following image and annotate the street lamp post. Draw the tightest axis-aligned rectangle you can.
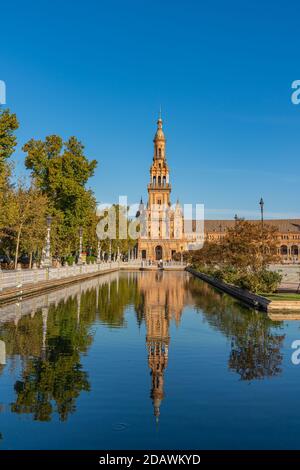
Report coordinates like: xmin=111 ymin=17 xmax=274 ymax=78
xmin=78 ymin=226 xmax=83 ymax=264
xmin=234 ymin=214 xmax=238 ymax=231
xmin=44 ymin=215 xmax=52 ymax=267
xmin=259 ymin=197 xmax=265 ymax=263
xmin=259 ymin=197 xmax=264 ymax=230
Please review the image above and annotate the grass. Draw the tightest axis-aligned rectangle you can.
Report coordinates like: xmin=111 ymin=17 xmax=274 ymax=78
xmin=262 ymin=293 xmax=300 ymax=301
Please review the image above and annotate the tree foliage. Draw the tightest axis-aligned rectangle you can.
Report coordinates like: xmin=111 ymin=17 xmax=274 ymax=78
xmin=187 ymin=219 xmax=282 ymax=293
xmin=23 ymin=135 xmax=98 ymax=257
xmin=188 ymin=219 xmax=280 ymax=271
xmin=0 ymin=180 xmax=49 ymax=267
xmin=0 ymin=107 xmax=19 ymax=187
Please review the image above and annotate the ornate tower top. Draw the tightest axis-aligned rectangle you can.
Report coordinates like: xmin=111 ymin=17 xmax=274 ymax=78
xmin=153 ymin=112 xmax=166 ymax=160
xmin=148 ymin=114 xmax=171 ymax=207
xmin=154 ymin=115 xmax=165 ymax=143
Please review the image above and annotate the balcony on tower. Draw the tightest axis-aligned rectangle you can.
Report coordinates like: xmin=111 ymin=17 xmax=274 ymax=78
xmin=148 ymin=182 xmax=171 ymax=190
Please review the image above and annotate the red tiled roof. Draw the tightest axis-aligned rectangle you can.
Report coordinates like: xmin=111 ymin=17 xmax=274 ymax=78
xmin=191 ymin=219 xmax=300 ymax=233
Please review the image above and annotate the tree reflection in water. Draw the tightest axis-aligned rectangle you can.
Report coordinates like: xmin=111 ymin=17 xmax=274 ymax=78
xmin=0 ymin=272 xmax=286 ymax=424
xmin=0 ymin=275 xmax=142 ymax=422
xmin=188 ymin=277 xmax=285 ymax=381
xmin=10 ymin=295 xmax=93 ymax=422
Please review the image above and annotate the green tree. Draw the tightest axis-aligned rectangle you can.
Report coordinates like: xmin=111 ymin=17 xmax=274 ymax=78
xmin=20 ymin=186 xmax=49 ymax=267
xmin=0 ymin=107 xmax=19 ymax=188
xmin=188 ymin=220 xmax=280 ymax=272
xmin=222 ymin=219 xmax=280 ymax=272
xmin=1 ymin=180 xmax=49 ymax=267
xmin=0 ymin=108 xmax=19 ymax=253
xmin=187 ymin=220 xmax=281 ymax=293
xmin=23 ymin=135 xmax=98 ymax=257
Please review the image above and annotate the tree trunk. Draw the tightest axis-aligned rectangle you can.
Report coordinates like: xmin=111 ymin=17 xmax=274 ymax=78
xmin=29 ymin=251 xmax=33 ymax=269
xmin=14 ymin=230 xmax=21 ymax=269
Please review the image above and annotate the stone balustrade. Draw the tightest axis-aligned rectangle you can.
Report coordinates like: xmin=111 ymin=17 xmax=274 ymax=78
xmin=0 ymin=261 xmax=120 ymax=292
xmin=0 ymin=260 xmax=187 ymax=293
xmin=268 ymin=264 xmax=300 ymax=283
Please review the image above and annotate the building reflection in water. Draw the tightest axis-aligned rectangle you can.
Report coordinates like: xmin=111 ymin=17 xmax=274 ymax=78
xmin=138 ymin=271 xmax=188 ymax=421
xmin=0 ymin=270 xmax=287 ymax=424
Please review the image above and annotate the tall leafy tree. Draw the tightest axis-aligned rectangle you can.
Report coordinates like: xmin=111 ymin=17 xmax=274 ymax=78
xmin=23 ymin=135 xmax=98 ymax=257
xmin=0 ymin=107 xmax=19 ymax=188
xmin=20 ymin=185 xmax=49 ymax=267
xmin=2 ymin=180 xmax=49 ymax=268
xmin=187 ymin=219 xmax=280 ymax=272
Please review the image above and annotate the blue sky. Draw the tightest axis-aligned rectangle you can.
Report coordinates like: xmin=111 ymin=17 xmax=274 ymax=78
xmin=1 ymin=0 xmax=300 ymax=219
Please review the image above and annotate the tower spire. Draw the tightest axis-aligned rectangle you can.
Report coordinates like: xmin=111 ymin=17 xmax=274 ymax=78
xmin=153 ymin=111 xmax=166 ymax=160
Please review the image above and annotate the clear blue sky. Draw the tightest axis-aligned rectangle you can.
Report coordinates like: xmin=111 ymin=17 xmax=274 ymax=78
xmin=1 ymin=0 xmax=300 ymax=219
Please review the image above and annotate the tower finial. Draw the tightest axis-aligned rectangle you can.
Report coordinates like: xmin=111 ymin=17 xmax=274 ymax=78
xmin=159 ymin=105 xmax=162 ymax=120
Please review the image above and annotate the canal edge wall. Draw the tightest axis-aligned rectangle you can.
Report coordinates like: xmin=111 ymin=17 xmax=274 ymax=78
xmin=0 ymin=266 xmax=119 ymax=306
xmin=187 ymin=267 xmax=300 ymax=312
xmin=186 ymin=267 xmax=270 ymax=311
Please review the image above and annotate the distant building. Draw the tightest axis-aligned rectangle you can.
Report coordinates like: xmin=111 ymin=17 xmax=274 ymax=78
xmin=202 ymin=219 xmax=300 ymax=263
xmin=137 ymin=116 xmax=300 ymax=263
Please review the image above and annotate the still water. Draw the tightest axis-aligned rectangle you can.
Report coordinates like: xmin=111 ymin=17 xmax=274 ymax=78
xmin=0 ymin=270 xmax=299 ymax=449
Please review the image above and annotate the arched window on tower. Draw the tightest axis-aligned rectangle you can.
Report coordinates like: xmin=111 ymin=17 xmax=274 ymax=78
xmin=153 ymin=176 xmax=156 ymax=186
xmin=159 ymin=148 xmax=162 ymax=158
xmin=158 ymin=176 xmax=161 ymax=186
xmin=163 ymin=176 xmax=166 ymax=187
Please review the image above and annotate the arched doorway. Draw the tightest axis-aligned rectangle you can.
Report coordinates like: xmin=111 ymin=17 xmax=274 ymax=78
xmin=280 ymin=245 xmax=288 ymax=256
xmin=291 ymin=245 xmax=299 ymax=257
xmin=155 ymin=245 xmax=163 ymax=260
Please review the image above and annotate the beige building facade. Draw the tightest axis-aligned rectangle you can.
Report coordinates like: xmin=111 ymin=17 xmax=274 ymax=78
xmin=137 ymin=115 xmax=188 ymax=261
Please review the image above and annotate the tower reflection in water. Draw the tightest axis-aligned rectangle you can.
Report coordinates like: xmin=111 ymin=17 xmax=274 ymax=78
xmin=0 ymin=270 xmax=285 ymax=426
xmin=138 ymin=271 xmax=187 ymax=422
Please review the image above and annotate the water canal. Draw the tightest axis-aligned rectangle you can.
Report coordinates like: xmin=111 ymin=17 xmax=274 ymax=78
xmin=0 ymin=270 xmax=299 ymax=449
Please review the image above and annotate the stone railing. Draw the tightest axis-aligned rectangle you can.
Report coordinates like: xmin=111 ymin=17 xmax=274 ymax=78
xmin=269 ymin=264 xmax=300 ymax=283
xmin=121 ymin=259 xmax=142 ymax=268
xmin=122 ymin=260 xmax=186 ymax=270
xmin=0 ymin=261 xmax=120 ymax=292
xmin=0 ymin=259 xmax=188 ymax=292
